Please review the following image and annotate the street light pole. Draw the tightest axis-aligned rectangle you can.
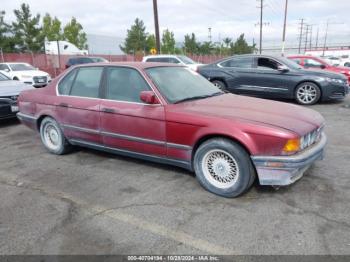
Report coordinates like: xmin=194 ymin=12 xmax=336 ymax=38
xmin=281 ymin=0 xmax=288 ymax=56
xmin=152 ymin=0 xmax=161 ymax=54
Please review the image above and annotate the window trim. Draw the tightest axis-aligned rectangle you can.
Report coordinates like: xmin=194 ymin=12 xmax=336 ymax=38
xmin=217 ymin=56 xmax=254 ymax=68
xmin=56 ymin=65 xmax=164 ymax=106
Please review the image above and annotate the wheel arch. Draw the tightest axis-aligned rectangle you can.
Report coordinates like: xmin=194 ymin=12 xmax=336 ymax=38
xmin=294 ymin=80 xmax=323 ymax=98
xmin=210 ymin=77 xmax=228 ymax=87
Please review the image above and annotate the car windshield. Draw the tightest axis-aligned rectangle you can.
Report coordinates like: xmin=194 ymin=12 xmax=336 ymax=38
xmin=0 ymin=72 xmax=10 ymax=81
xmin=9 ymin=63 xmax=36 ymax=71
xmin=177 ymin=56 xmax=196 ymax=65
xmin=146 ymin=67 xmax=223 ymax=104
xmin=91 ymin=57 xmax=108 ymax=63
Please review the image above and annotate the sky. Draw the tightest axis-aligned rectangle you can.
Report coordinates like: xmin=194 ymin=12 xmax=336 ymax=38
xmin=2 ymin=0 xmax=350 ymax=47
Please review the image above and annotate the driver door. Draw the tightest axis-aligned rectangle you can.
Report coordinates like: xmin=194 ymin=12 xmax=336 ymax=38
xmin=100 ymin=66 xmax=166 ymax=156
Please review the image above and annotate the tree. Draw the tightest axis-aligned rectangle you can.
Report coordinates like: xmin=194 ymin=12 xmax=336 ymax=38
xmin=0 ymin=10 xmax=15 ymax=52
xmin=145 ymin=34 xmax=156 ymax=53
xmin=63 ymin=17 xmax=87 ymax=50
xmin=198 ymin=41 xmax=214 ymax=55
xmin=120 ymin=18 xmax=147 ymax=54
xmin=12 ymin=3 xmax=44 ymax=52
xmin=161 ymin=29 xmax=175 ymax=54
xmin=183 ymin=33 xmax=198 ymax=55
xmin=42 ymin=13 xmax=63 ymax=41
xmin=223 ymin=37 xmax=232 ymax=48
xmin=230 ymin=34 xmax=255 ymax=54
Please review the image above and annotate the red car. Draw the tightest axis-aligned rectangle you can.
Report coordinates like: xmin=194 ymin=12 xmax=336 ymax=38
xmin=288 ymin=55 xmax=350 ymax=84
xmin=17 ymin=63 xmax=327 ymax=197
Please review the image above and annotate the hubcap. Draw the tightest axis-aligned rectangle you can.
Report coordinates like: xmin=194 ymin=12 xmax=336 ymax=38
xmin=297 ymin=85 xmax=317 ymax=104
xmin=43 ymin=123 xmax=61 ymax=151
xmin=202 ymin=149 xmax=239 ymax=189
xmin=213 ymin=82 xmax=224 ymax=90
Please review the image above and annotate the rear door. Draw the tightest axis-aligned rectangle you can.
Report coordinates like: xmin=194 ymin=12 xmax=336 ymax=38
xmin=55 ymin=66 xmax=104 ymax=144
xmin=100 ymin=66 xmax=166 ymax=156
xmin=216 ymin=56 xmax=255 ymax=94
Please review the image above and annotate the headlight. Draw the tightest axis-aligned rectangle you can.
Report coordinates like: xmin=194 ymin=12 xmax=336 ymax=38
xmin=325 ymin=77 xmax=345 ymax=84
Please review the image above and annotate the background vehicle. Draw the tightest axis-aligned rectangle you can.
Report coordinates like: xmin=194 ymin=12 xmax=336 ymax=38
xmin=17 ymin=63 xmax=326 ymax=197
xmin=0 ymin=72 xmax=33 ymax=119
xmin=45 ymin=40 xmax=88 ymax=55
xmin=142 ymin=55 xmax=203 ymax=71
xmin=0 ymin=63 xmax=51 ymax=88
xmin=198 ymin=54 xmax=349 ymax=105
xmin=65 ymin=56 xmax=109 ymax=69
xmin=288 ymin=55 xmax=350 ymax=84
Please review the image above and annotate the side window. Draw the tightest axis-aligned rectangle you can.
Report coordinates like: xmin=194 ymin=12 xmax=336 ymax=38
xmin=304 ymin=58 xmax=323 ymax=68
xmin=168 ymin=58 xmax=181 ymax=64
xmin=58 ymin=69 xmax=77 ymax=95
xmin=0 ymin=64 xmax=9 ymax=71
xmin=257 ymin=57 xmax=281 ymax=70
xmin=70 ymin=67 xmax=103 ymax=98
xmin=219 ymin=57 xmax=253 ymax=68
xmin=106 ymin=67 xmax=150 ymax=103
xmin=290 ymin=58 xmax=302 ymax=65
xmin=145 ymin=58 xmax=158 ymax=62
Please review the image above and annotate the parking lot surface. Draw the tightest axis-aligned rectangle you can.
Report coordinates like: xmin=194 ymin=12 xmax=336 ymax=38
xmin=1 ymin=97 xmax=350 ymax=255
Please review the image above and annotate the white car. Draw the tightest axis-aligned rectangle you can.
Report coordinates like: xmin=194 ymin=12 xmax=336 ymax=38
xmin=142 ymin=55 xmax=203 ymax=71
xmin=0 ymin=63 xmax=51 ymax=88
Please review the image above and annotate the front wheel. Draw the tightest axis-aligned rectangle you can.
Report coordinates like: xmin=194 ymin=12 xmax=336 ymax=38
xmin=211 ymin=80 xmax=226 ymax=91
xmin=295 ymin=82 xmax=321 ymax=105
xmin=40 ymin=117 xmax=71 ymax=155
xmin=193 ymin=138 xmax=255 ymax=198
xmin=344 ymin=62 xmax=350 ymax=67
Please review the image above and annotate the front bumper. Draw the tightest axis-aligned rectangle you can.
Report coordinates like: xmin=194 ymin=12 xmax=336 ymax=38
xmin=0 ymin=98 xmax=18 ymax=120
xmin=251 ymin=133 xmax=327 ymax=186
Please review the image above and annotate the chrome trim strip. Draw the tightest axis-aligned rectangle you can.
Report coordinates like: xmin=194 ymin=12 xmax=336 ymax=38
xmin=240 ymin=85 xmax=288 ymax=91
xmin=167 ymin=143 xmax=193 ymax=151
xmin=101 ymin=130 xmax=166 ymax=146
xmin=61 ymin=123 xmax=192 ymax=150
xmin=16 ymin=112 xmax=38 ymax=122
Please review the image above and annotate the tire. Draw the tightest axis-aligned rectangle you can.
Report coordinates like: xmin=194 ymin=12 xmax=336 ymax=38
xmin=211 ymin=80 xmax=226 ymax=91
xmin=13 ymin=77 xmax=19 ymax=81
xmin=344 ymin=62 xmax=350 ymax=67
xmin=193 ymin=138 xmax=255 ymax=198
xmin=39 ymin=117 xmax=71 ymax=155
xmin=295 ymin=82 xmax=321 ymax=105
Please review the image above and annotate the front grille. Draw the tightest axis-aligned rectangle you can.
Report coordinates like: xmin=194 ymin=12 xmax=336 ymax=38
xmin=33 ymin=76 xmax=47 ymax=83
xmin=301 ymin=127 xmax=323 ymax=150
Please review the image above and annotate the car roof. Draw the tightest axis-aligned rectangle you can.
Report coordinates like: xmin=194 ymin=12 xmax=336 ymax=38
xmin=73 ymin=62 xmax=184 ymax=69
xmin=213 ymin=54 xmax=286 ymax=64
xmin=143 ymin=55 xmax=179 ymax=58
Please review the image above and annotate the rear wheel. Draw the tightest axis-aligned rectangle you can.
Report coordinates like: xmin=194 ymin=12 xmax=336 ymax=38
xmin=40 ymin=117 xmax=71 ymax=155
xmin=295 ymin=82 xmax=321 ymax=105
xmin=13 ymin=77 xmax=19 ymax=80
xmin=193 ymin=138 xmax=255 ymax=198
xmin=211 ymin=80 xmax=226 ymax=91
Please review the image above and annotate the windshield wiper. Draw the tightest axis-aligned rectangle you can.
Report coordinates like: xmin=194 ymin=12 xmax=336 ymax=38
xmin=174 ymin=92 xmax=223 ymax=104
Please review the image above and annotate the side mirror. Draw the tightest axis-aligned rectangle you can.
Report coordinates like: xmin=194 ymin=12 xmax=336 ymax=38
xmin=320 ymin=64 xmax=326 ymax=69
xmin=277 ymin=65 xmax=289 ymax=72
xmin=4 ymin=68 xmax=10 ymax=72
xmin=140 ymin=91 xmax=160 ymax=104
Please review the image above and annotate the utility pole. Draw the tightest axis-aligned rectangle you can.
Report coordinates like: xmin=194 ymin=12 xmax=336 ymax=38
xmin=259 ymin=0 xmax=263 ymax=54
xmin=298 ymin=18 xmax=304 ymax=54
xmin=304 ymin=24 xmax=309 ymax=53
xmin=281 ymin=0 xmax=288 ymax=56
xmin=315 ymin=27 xmax=319 ymax=49
xmin=309 ymin=25 xmax=313 ymax=50
xmin=208 ymin=27 xmax=212 ymax=42
xmin=322 ymin=19 xmax=330 ymax=56
xmin=152 ymin=0 xmax=161 ymax=54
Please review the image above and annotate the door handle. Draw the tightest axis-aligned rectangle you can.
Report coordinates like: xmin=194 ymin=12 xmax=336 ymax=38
xmin=102 ymin=108 xmax=116 ymax=113
xmin=58 ymin=103 xmax=70 ymax=107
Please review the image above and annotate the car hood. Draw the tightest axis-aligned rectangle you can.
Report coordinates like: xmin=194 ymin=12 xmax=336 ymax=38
xmin=12 ymin=70 xmax=49 ymax=77
xmin=172 ymin=94 xmax=324 ymax=136
xmin=0 ymin=80 xmax=34 ymax=96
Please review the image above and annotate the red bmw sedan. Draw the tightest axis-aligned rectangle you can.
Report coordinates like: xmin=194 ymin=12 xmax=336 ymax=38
xmin=17 ymin=62 xmax=327 ymax=197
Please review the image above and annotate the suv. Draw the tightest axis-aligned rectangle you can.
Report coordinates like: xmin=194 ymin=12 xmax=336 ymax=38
xmin=142 ymin=55 xmax=203 ymax=71
xmin=288 ymin=55 xmax=350 ymax=84
xmin=0 ymin=63 xmax=51 ymax=88
xmin=65 ymin=56 xmax=109 ymax=69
